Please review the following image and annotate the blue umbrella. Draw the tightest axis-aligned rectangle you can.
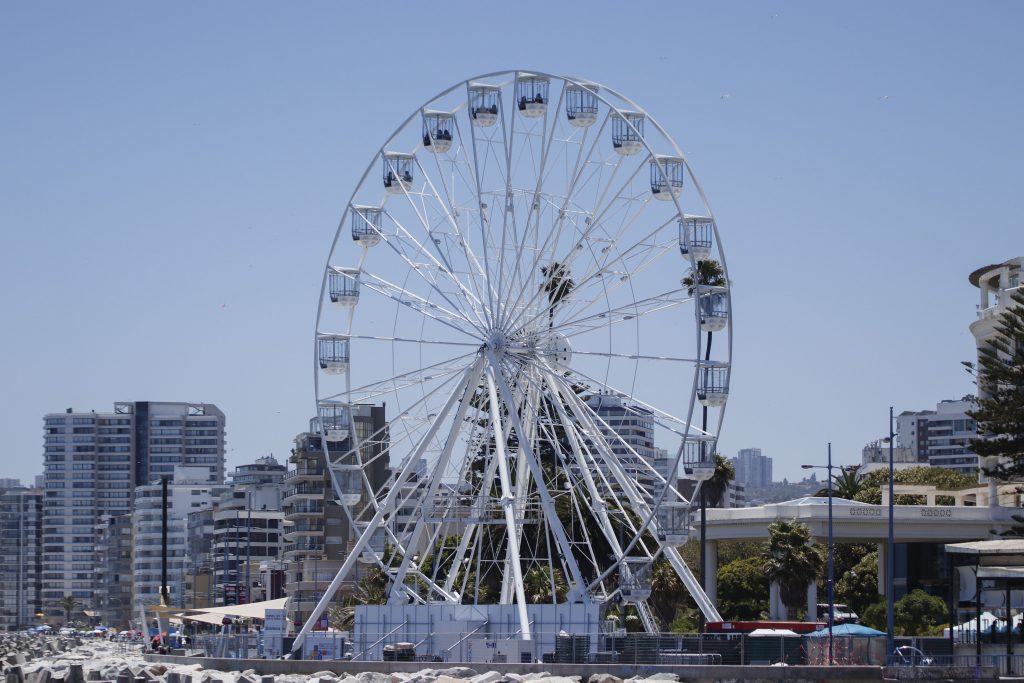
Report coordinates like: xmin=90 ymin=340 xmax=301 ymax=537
xmin=806 ymin=623 xmax=885 ymax=637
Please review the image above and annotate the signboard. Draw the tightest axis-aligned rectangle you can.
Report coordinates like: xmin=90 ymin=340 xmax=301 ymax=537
xmin=263 ymin=608 xmax=286 ymax=659
xmin=303 ymin=633 xmax=344 ymax=660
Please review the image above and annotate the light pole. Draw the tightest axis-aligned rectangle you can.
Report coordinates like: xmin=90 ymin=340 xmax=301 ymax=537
xmin=802 ymin=443 xmax=849 ymax=666
xmin=887 ymin=406 xmax=895 ymax=662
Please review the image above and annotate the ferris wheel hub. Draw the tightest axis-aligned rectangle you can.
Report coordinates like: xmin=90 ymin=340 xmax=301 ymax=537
xmin=484 ymin=328 xmax=508 ymax=353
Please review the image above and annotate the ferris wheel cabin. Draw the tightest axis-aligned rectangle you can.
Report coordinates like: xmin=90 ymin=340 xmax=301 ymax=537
xmin=679 ymin=216 xmax=714 ymax=262
xmin=328 ymin=267 xmax=360 ymax=308
xmin=358 ymin=527 xmax=386 ymax=563
xmin=655 ymin=501 xmax=691 ymax=544
xmin=335 ymin=463 xmax=362 ymax=506
xmin=697 ymin=364 xmax=730 ymax=408
xmin=698 ymin=291 xmax=729 ymax=332
xmin=422 ymin=110 xmax=455 ymax=154
xmin=651 ymin=156 xmax=685 ymax=201
xmin=618 ymin=558 xmax=653 ymax=602
xmin=469 ymin=83 xmax=500 ymax=127
xmin=516 ymin=74 xmax=549 ymax=118
xmin=382 ymin=152 xmax=414 ymax=194
xmin=317 ymin=334 xmax=350 ymax=375
xmin=565 ymin=81 xmax=599 ymax=128
xmin=681 ymin=438 xmax=716 ymax=481
xmin=611 ymin=111 xmax=645 ymax=155
xmin=351 ymin=205 xmax=382 ymax=247
xmin=317 ymin=401 xmax=352 ymax=442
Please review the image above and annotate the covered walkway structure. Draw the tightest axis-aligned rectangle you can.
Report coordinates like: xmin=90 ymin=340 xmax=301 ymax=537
xmin=702 ymin=496 xmax=1017 ymax=619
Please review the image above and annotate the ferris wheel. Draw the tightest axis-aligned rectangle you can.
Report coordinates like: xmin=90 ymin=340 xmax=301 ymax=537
xmin=300 ymin=70 xmax=732 ymax=648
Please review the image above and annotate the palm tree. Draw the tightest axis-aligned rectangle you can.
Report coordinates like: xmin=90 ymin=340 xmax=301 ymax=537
xmin=761 ymin=520 xmax=824 ymax=619
xmin=57 ymin=595 xmax=79 ymax=625
xmin=816 ymin=465 xmax=864 ymax=500
xmin=540 ymin=261 xmax=574 ymax=327
xmin=702 ymin=454 xmax=736 ymax=508
xmin=681 ymin=260 xmax=728 ymax=620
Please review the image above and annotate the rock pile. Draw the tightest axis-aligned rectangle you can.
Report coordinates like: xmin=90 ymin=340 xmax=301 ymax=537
xmin=1 ymin=640 xmax=682 ymax=683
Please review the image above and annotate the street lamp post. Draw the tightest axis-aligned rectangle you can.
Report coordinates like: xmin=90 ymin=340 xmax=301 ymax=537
xmin=887 ymin=406 xmax=895 ymax=662
xmin=802 ymin=443 xmax=844 ymax=665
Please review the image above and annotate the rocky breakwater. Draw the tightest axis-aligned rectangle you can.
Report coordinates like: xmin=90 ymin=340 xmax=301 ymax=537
xmin=2 ymin=642 xmax=689 ymax=683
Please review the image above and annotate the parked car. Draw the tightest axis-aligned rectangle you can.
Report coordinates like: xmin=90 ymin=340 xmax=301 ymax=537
xmin=816 ymin=603 xmax=859 ymax=624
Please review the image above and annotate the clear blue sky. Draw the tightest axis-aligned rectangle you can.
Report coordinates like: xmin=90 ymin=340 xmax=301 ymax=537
xmin=1 ymin=2 xmax=1021 ymax=485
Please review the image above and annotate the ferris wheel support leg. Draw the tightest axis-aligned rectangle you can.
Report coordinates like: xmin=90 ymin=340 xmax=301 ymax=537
xmin=542 ymin=368 xmax=626 ymax=560
xmin=484 ymin=364 xmax=533 ymax=640
xmin=663 ymin=546 xmax=722 ymax=623
xmin=290 ymin=359 xmax=482 ymax=657
xmin=388 ymin=361 xmax=485 ymax=604
xmin=488 ymin=353 xmax=591 ymax=605
xmin=442 ymin=447 xmax=503 ymax=596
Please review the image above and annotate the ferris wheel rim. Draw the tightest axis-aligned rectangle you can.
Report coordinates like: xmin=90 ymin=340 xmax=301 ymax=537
xmin=307 ymin=70 xmax=732 ymax=637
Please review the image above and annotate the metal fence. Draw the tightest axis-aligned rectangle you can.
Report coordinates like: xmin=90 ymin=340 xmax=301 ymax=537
xmin=184 ymin=630 xmax=1024 ymax=672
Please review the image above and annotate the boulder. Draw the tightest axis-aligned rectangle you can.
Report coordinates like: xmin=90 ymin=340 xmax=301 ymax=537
xmin=354 ymin=674 xmax=390 ymax=683
xmin=469 ymin=674 xmax=503 ymax=683
xmin=587 ymin=676 xmax=621 ymax=683
xmin=436 ymin=671 xmax=478 ymax=681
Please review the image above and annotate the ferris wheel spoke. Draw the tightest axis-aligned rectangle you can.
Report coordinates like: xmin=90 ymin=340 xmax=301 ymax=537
xmin=380 ymin=209 xmax=490 ymax=330
xmin=496 ymin=86 xmax=568 ymax=330
xmin=359 ymin=271 xmax=482 ymax=337
xmin=321 ymin=350 xmax=477 ymax=404
xmin=546 ymin=359 xmax=715 ymax=440
xmin=420 ymin=131 xmax=495 ymax=316
xmin=322 ymin=364 xmax=474 ymax=484
xmin=552 ymin=288 xmax=689 ymax=337
xmin=519 ymin=215 xmax=676 ymax=334
xmin=498 ymin=145 xmax=623 ymax=331
xmin=501 ymin=158 xmax=651 ymax=335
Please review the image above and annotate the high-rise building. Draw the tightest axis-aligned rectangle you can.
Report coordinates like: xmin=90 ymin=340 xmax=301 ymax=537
xmin=970 ymin=257 xmax=1023 ymax=381
xmin=969 ymin=257 xmax=1023 ymax=483
xmin=732 ymin=448 xmax=773 ymax=488
xmin=0 ymin=485 xmax=43 ymax=630
xmin=584 ymin=393 xmax=661 ymax=493
xmin=94 ymin=514 xmax=133 ymax=628
xmin=130 ymin=466 xmax=228 ymax=616
xmin=209 ymin=456 xmax=288 ymax=605
xmin=283 ymin=404 xmax=389 ymax=629
xmin=40 ymin=401 xmax=225 ymax=612
xmin=897 ymin=398 xmax=978 ymax=475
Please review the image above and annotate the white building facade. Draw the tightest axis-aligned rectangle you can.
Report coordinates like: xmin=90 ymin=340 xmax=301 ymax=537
xmin=41 ymin=401 xmax=225 ymax=611
xmin=131 ymin=466 xmax=228 ymax=615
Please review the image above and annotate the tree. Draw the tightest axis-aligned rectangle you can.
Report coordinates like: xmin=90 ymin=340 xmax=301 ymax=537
xmin=861 ymin=589 xmax=948 ymax=635
xmin=650 ymin=558 xmax=691 ymax=629
xmin=761 ymin=520 xmax=824 ymax=619
xmin=816 ymin=466 xmax=864 ymax=500
xmin=703 ymin=454 xmax=736 ymax=508
xmin=834 ymin=550 xmax=880 ymax=616
xmin=853 ymin=466 xmax=977 ymax=505
xmin=892 ymin=589 xmax=948 ymax=636
xmin=57 ymin=595 xmax=79 ymax=625
xmin=716 ymin=556 xmax=769 ymax=620
xmin=540 ymin=261 xmax=575 ymax=327
xmin=968 ymin=288 xmax=1024 ymax=480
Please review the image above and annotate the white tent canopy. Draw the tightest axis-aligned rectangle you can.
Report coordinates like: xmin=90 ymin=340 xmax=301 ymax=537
xmin=179 ymin=597 xmax=288 ymax=622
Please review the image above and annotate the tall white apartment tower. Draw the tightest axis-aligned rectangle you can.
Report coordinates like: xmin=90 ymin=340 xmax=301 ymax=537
xmin=969 ymin=257 xmax=1023 ymax=493
xmin=41 ymin=401 xmax=225 ymax=613
xmin=131 ymin=467 xmax=227 ymax=614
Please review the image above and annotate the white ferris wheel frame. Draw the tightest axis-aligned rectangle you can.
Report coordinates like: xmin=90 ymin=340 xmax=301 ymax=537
xmin=296 ymin=70 xmax=733 ymax=653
